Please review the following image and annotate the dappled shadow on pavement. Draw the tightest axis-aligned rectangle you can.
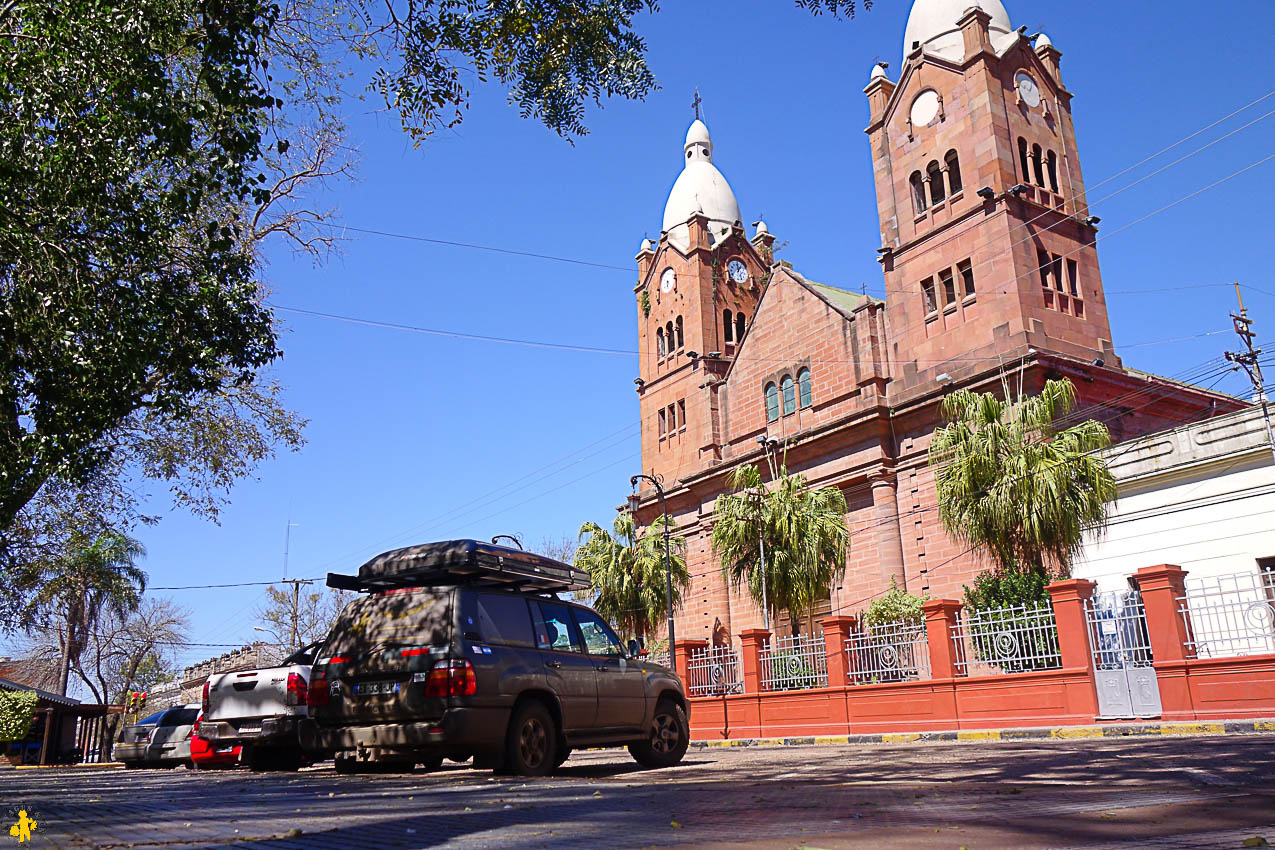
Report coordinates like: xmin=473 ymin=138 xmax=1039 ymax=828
xmin=3 ymin=735 xmax=1273 ymax=849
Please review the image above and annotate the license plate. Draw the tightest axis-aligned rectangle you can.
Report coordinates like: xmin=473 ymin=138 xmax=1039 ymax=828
xmin=237 ymin=724 xmax=262 ymax=734
xmin=215 ymin=746 xmax=235 ymax=754
xmin=354 ymin=681 xmax=401 ymax=696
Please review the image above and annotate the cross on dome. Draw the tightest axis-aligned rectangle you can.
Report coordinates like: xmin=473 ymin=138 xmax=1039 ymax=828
xmin=661 ymin=113 xmax=742 ymax=253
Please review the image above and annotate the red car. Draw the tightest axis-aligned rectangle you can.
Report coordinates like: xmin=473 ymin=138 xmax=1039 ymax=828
xmin=190 ymin=714 xmax=240 ymax=769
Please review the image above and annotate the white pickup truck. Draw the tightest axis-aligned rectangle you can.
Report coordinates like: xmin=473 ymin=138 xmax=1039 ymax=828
xmin=198 ymin=641 xmax=323 ymax=770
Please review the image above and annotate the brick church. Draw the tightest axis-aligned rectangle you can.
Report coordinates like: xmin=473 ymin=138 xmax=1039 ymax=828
xmin=627 ymin=0 xmax=1242 ymax=642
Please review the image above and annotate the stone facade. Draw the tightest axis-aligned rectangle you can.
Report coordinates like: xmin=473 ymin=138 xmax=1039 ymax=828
xmin=629 ymin=5 xmax=1245 ymax=643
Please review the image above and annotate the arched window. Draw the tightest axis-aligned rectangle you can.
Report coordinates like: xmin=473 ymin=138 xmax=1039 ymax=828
xmin=910 ymin=171 xmax=928 ymax=214
xmin=927 ymin=160 xmax=945 ymax=205
xmin=1031 ymin=143 xmax=1045 ymax=187
xmin=723 ymin=310 xmax=734 ymax=343
xmin=736 ymin=313 xmax=746 ymax=343
xmin=781 ymin=375 xmax=796 ymax=416
xmin=945 ymin=150 xmax=963 ymax=195
xmin=656 ymin=327 xmax=665 ymax=358
xmin=797 ymin=368 xmax=812 ymax=409
xmin=764 ymin=383 xmax=779 ymax=423
xmin=665 ymin=321 xmax=674 ymax=352
xmin=1046 ymin=150 xmax=1059 ymax=193
xmin=675 ymin=315 xmax=684 ymax=350
xmin=1018 ymin=137 xmax=1031 ymax=182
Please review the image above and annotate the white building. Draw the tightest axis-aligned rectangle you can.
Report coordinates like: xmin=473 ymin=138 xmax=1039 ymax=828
xmin=1075 ymin=405 xmax=1275 ymax=596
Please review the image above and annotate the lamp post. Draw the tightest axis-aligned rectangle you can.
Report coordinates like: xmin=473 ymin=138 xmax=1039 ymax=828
xmin=628 ymin=475 xmax=675 ymax=655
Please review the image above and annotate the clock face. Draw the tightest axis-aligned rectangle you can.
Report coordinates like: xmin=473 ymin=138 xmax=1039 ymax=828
xmin=910 ymin=90 xmax=940 ymax=127
xmin=1016 ymin=72 xmax=1041 ymax=108
xmin=660 ymin=268 xmax=676 ymax=293
xmin=728 ymin=259 xmax=748 ymax=284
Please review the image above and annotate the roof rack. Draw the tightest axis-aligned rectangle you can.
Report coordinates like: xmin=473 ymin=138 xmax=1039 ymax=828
xmin=326 ymin=539 xmax=589 ymax=594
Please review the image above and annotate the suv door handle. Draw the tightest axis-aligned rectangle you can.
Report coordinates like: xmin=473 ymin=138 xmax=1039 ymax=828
xmin=544 ymin=660 xmax=562 ymax=669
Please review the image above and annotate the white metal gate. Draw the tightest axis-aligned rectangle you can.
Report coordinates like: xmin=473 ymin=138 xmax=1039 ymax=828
xmin=1085 ymin=590 xmax=1161 ymax=719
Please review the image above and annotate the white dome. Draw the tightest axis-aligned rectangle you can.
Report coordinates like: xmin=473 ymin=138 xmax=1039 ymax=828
xmin=661 ymin=119 xmax=742 ymax=253
xmin=1035 ymin=31 xmax=1052 ymax=49
xmin=903 ymin=0 xmax=1015 ymax=63
xmin=869 ymin=63 xmax=888 ymax=83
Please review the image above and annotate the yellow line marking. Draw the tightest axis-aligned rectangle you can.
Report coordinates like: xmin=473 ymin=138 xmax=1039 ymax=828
xmin=957 ymin=730 xmax=1002 ymax=741
xmin=881 ymin=733 xmax=922 ymax=743
xmin=1052 ymin=726 xmax=1104 ymax=739
xmin=1254 ymin=720 xmax=1275 ymax=732
xmin=1160 ymin=722 xmax=1225 ymax=736
xmin=813 ymin=736 xmax=851 ymax=745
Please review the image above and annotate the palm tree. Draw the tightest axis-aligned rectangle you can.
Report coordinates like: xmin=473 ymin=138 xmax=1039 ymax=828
xmin=575 ymin=512 xmax=688 ymax=646
xmin=712 ymin=463 xmax=849 ymax=635
xmin=22 ymin=532 xmax=147 ymax=695
xmin=929 ymin=378 xmax=1116 ymax=580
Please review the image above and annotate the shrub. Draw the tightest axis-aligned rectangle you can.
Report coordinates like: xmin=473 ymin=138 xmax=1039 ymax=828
xmin=962 ymin=568 xmax=1051 ymax=612
xmin=0 ymin=691 xmax=38 ymax=742
xmin=863 ymin=578 xmax=927 ymax=628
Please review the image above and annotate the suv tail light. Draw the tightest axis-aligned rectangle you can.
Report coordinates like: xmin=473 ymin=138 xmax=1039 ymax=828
xmin=201 ymin=680 xmax=210 ymax=714
xmin=285 ymin=672 xmax=308 ymax=707
xmin=307 ymin=670 xmax=329 ymax=707
xmin=423 ymin=660 xmax=477 ymax=698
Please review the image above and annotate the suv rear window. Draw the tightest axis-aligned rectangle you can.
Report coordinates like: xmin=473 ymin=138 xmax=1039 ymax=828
xmin=473 ymin=594 xmax=535 ymax=647
xmin=161 ymin=708 xmax=198 ymax=727
xmin=325 ymin=588 xmax=452 ymax=655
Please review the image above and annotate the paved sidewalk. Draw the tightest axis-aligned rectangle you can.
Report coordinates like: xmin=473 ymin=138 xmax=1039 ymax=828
xmin=1 ymin=733 xmax=1272 ymax=848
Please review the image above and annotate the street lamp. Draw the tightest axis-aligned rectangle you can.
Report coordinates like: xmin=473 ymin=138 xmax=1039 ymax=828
xmin=628 ymin=475 xmax=675 ymax=656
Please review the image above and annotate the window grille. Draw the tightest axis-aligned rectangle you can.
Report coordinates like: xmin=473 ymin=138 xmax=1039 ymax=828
xmin=760 ymin=632 xmax=829 ymax=691
xmin=764 ymin=383 xmax=779 ymax=422
xmin=845 ymin=621 xmax=931 ymax=685
xmin=797 ymin=368 xmax=812 ymax=409
xmin=1179 ymin=570 xmax=1275 ymax=658
xmin=951 ymin=603 xmax=1062 ymax=676
xmin=781 ymin=375 xmax=796 ymax=415
xmin=686 ymin=645 xmax=744 ymax=697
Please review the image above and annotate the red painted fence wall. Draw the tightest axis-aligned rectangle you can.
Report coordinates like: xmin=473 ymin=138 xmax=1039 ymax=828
xmin=676 ymin=565 xmax=1275 ymax=740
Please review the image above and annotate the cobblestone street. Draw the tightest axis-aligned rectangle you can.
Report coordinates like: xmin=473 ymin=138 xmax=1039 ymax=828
xmin=3 ymin=733 xmax=1273 ymax=849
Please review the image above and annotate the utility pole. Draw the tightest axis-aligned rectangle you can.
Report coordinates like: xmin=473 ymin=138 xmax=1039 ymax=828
xmin=278 ymin=578 xmax=314 ymax=649
xmin=1225 ymin=282 xmax=1275 ymax=466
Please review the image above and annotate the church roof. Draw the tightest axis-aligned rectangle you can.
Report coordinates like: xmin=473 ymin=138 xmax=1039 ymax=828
xmin=785 ymin=268 xmax=878 ymax=318
xmin=662 ymin=118 xmax=742 ymax=253
xmin=902 ymin=0 xmax=1016 ymax=63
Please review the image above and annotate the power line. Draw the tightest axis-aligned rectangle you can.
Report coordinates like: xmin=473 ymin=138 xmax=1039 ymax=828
xmin=310 ymin=223 xmax=632 ymax=272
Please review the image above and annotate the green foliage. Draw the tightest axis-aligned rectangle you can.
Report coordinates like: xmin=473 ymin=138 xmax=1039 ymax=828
xmin=962 ymin=569 xmax=1052 ymax=612
xmin=348 ymin=0 xmax=660 ymax=142
xmin=575 ymin=512 xmax=688 ymax=640
xmin=712 ymin=463 xmax=849 ymax=632
xmin=0 ymin=690 xmax=37 ymax=742
xmin=0 ymin=0 xmax=282 ymax=531
xmin=929 ymin=378 xmax=1116 ymax=580
xmin=863 ymin=578 xmax=926 ymax=628
xmin=639 ymin=288 xmax=651 ymax=318
xmin=17 ymin=532 xmax=147 ymax=695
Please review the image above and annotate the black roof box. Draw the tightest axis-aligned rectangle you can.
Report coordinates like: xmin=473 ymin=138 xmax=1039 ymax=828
xmin=326 ymin=539 xmax=589 ymax=594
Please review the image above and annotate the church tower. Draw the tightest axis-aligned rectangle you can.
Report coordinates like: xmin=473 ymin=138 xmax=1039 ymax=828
xmin=634 ymin=117 xmax=772 ymax=485
xmin=865 ymin=0 xmax=1118 ymax=396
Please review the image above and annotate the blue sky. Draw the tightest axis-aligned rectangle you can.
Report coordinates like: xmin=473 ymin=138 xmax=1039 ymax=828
xmin=79 ymin=0 xmax=1275 ymax=667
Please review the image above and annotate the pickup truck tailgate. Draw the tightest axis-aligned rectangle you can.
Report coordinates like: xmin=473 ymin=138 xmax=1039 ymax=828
xmin=207 ymin=667 xmax=306 ymax=722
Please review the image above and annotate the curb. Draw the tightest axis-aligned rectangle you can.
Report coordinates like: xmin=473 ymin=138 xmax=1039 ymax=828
xmin=13 ymin=762 xmax=124 ymax=770
xmin=690 ymin=718 xmax=1275 ymax=749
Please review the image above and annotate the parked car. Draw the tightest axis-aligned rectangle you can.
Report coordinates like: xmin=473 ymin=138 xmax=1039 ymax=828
xmin=190 ymin=713 xmax=241 ymax=769
xmin=198 ymin=641 xmax=322 ymax=771
xmin=113 ymin=704 xmax=201 ymax=768
xmin=300 ymin=539 xmax=690 ymax=776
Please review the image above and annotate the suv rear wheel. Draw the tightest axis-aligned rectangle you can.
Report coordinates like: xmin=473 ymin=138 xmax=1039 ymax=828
xmin=628 ymin=699 xmax=689 ymax=768
xmin=504 ymin=701 xmax=557 ymax=777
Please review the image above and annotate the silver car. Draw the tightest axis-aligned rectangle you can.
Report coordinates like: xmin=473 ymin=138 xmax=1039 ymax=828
xmin=114 ymin=704 xmax=201 ymax=768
